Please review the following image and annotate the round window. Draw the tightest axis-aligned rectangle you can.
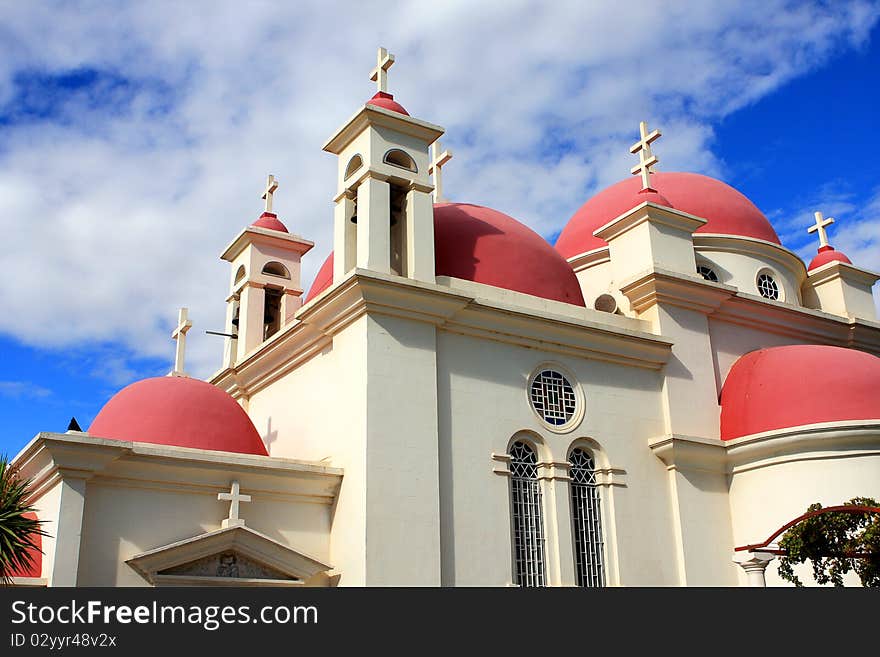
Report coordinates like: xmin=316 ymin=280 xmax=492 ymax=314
xmin=756 ymin=272 xmax=779 ymax=300
xmin=528 ymin=367 xmax=582 ymax=431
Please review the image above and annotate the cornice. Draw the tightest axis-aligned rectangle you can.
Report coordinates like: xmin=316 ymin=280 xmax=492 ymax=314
xmin=567 ymin=246 xmax=611 ymax=273
xmin=215 ymin=270 xmax=674 ymax=398
xmin=220 ymin=226 xmax=314 ymax=262
xmin=12 ymin=433 xmax=343 ymax=505
xmin=650 ymin=421 xmax=880 ymax=474
xmin=620 ymin=267 xmax=735 ymax=314
xmin=322 ymin=104 xmax=444 ymax=154
xmin=806 ymin=260 xmax=880 ymax=287
xmin=593 ymin=202 xmax=707 ymax=243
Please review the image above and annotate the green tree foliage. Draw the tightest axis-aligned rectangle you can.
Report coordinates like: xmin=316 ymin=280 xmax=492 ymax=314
xmin=0 ymin=454 xmax=48 ymax=584
xmin=777 ymin=497 xmax=880 ymax=587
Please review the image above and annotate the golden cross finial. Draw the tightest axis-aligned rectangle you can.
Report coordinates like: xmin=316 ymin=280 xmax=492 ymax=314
xmin=808 ymin=211 xmax=835 ymax=249
xmin=370 ymin=47 xmax=395 ymax=93
xmin=262 ymin=174 xmax=279 ymax=213
xmin=429 ymin=141 xmax=453 ymax=203
xmin=629 ymin=121 xmax=661 ymax=190
xmin=170 ymin=307 xmax=192 ymax=377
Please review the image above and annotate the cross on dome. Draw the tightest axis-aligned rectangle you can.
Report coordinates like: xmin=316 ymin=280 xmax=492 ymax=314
xmin=808 ymin=211 xmax=835 ymax=249
xmin=262 ymin=174 xmax=279 ymax=213
xmin=429 ymin=141 xmax=453 ymax=203
xmin=629 ymin=121 xmax=661 ymax=191
xmin=370 ymin=47 xmax=395 ymax=94
xmin=170 ymin=307 xmax=192 ymax=377
xmin=218 ymin=480 xmax=251 ymax=529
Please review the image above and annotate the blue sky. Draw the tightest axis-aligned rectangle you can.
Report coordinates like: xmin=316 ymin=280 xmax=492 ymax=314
xmin=1 ymin=1 xmax=879 ymax=457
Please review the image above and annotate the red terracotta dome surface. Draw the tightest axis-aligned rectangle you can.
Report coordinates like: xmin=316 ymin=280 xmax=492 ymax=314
xmin=366 ymin=91 xmax=409 ymax=116
xmin=555 ymin=172 xmax=781 ymax=259
xmin=8 ymin=512 xmax=41 ymax=578
xmin=720 ymin=345 xmax=880 ymax=441
xmin=305 ymin=203 xmax=585 ymax=307
xmin=808 ymin=245 xmax=852 ymax=271
xmin=89 ymin=376 xmax=268 ymax=456
xmin=251 ymin=212 xmax=289 ymax=233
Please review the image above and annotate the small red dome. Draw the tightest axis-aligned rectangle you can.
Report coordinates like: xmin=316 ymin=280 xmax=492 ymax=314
xmin=252 ymin=212 xmax=289 ymax=233
xmin=366 ymin=91 xmax=409 ymax=116
xmin=305 ymin=203 xmax=585 ymax=306
xmin=8 ymin=512 xmax=41 ymax=578
xmin=90 ymin=377 xmax=268 ymax=456
xmin=555 ymin=172 xmax=781 ymax=259
xmin=720 ymin=345 xmax=880 ymax=440
xmin=808 ymin=245 xmax=852 ymax=271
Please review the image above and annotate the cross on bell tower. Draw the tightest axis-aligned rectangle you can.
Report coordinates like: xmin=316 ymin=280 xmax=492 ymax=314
xmin=170 ymin=307 xmax=192 ymax=377
xmin=808 ymin=211 xmax=835 ymax=249
xmin=630 ymin=121 xmax=662 ymax=191
xmin=370 ymin=47 xmax=395 ymax=93
xmin=262 ymin=175 xmax=279 ymax=214
xmin=429 ymin=141 xmax=453 ymax=203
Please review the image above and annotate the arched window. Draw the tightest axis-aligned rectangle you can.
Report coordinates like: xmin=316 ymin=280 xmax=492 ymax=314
xmin=383 ymin=148 xmax=417 ymax=172
xmin=344 ymin=154 xmax=363 ymax=179
xmin=509 ymin=441 xmax=546 ymax=587
xmin=569 ymin=447 xmax=605 ymax=587
xmin=261 ymin=261 xmax=290 ymax=279
xmin=234 ymin=265 xmax=246 ymax=285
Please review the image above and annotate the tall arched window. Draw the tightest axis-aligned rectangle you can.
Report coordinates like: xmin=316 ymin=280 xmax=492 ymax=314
xmin=509 ymin=441 xmax=546 ymax=587
xmin=569 ymin=447 xmax=605 ymax=587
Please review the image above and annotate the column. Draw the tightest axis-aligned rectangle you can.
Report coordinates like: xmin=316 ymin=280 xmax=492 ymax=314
xmin=49 ymin=477 xmax=87 ymax=587
xmin=356 ymin=176 xmax=391 ymax=273
xmin=236 ymin=283 xmax=266 ymax=361
xmin=333 ymin=192 xmax=356 ymax=283
xmin=732 ymin=551 xmax=775 ymax=587
xmin=405 ymin=186 xmax=435 ymax=284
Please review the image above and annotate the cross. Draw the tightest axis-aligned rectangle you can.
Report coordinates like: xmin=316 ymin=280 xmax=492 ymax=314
xmin=170 ymin=307 xmax=192 ymax=377
xmin=218 ymin=480 xmax=251 ymax=529
xmin=629 ymin=120 xmax=661 ymax=190
xmin=262 ymin=174 xmax=279 ymax=213
xmin=369 ymin=47 xmax=395 ymax=94
xmin=808 ymin=211 xmax=835 ymax=249
xmin=429 ymin=141 xmax=453 ymax=203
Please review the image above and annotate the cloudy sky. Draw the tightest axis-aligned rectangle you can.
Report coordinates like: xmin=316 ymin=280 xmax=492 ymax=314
xmin=1 ymin=0 xmax=879 ymax=454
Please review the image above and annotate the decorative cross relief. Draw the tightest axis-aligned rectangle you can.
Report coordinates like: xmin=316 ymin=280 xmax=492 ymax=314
xmin=630 ymin=120 xmax=662 ymax=190
xmin=370 ymin=47 xmax=395 ymax=93
xmin=170 ymin=307 xmax=192 ymax=377
xmin=429 ymin=141 xmax=453 ymax=203
xmin=808 ymin=211 xmax=835 ymax=249
xmin=218 ymin=480 xmax=251 ymax=529
xmin=262 ymin=174 xmax=279 ymax=214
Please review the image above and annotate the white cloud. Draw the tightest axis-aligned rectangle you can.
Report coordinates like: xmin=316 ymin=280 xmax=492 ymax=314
xmin=0 ymin=1 xmax=877 ymax=379
xmin=0 ymin=381 xmax=52 ymax=400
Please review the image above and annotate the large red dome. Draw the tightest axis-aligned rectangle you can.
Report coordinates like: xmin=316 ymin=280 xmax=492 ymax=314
xmin=555 ymin=172 xmax=781 ymax=259
xmin=720 ymin=345 xmax=880 ymax=440
xmin=90 ymin=377 xmax=268 ymax=456
xmin=305 ymin=203 xmax=585 ymax=306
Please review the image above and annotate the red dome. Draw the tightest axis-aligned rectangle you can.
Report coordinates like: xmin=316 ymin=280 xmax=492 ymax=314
xmin=720 ymin=345 xmax=880 ymax=440
xmin=8 ymin=512 xmax=41 ymax=578
xmin=305 ymin=203 xmax=585 ymax=306
xmin=555 ymin=172 xmax=781 ymax=259
xmin=90 ymin=377 xmax=268 ymax=456
xmin=366 ymin=91 xmax=409 ymax=116
xmin=808 ymin=245 xmax=852 ymax=271
xmin=252 ymin=212 xmax=289 ymax=233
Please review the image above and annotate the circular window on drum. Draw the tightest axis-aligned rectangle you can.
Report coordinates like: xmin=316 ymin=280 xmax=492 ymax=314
xmin=528 ymin=366 xmax=584 ymax=432
xmin=756 ymin=270 xmax=781 ymax=300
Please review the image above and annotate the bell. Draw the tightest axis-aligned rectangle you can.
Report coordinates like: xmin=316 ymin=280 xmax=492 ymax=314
xmin=231 ymin=309 xmax=239 ymax=327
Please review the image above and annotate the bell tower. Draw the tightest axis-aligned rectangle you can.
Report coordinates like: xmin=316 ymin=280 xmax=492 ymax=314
xmin=323 ymin=47 xmax=444 ymax=285
xmin=220 ymin=175 xmax=313 ymax=366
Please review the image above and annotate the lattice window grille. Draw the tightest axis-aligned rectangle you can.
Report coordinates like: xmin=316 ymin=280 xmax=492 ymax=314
xmin=757 ymin=273 xmax=779 ymax=300
xmin=697 ymin=265 xmax=719 ymax=282
xmin=569 ymin=448 xmax=605 ymax=587
xmin=509 ymin=441 xmax=546 ymax=587
xmin=530 ymin=370 xmax=577 ymax=427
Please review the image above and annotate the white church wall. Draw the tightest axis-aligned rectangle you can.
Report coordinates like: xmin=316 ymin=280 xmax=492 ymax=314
xmin=76 ymin=478 xmax=331 ymax=586
xmin=245 ymin=315 xmax=369 ymax=586
xmin=708 ymin=319 xmax=801 ymax=392
xmin=728 ymin=448 xmax=880 ymax=587
xmin=435 ymin=329 xmax=682 ymax=586
xmin=32 ymin=480 xmax=63 ymax=582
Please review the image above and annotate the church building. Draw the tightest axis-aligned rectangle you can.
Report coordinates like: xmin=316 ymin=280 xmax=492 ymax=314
xmin=10 ymin=48 xmax=880 ymax=587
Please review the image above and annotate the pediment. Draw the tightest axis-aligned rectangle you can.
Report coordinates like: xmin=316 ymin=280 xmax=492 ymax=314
xmin=126 ymin=525 xmax=332 ymax=587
